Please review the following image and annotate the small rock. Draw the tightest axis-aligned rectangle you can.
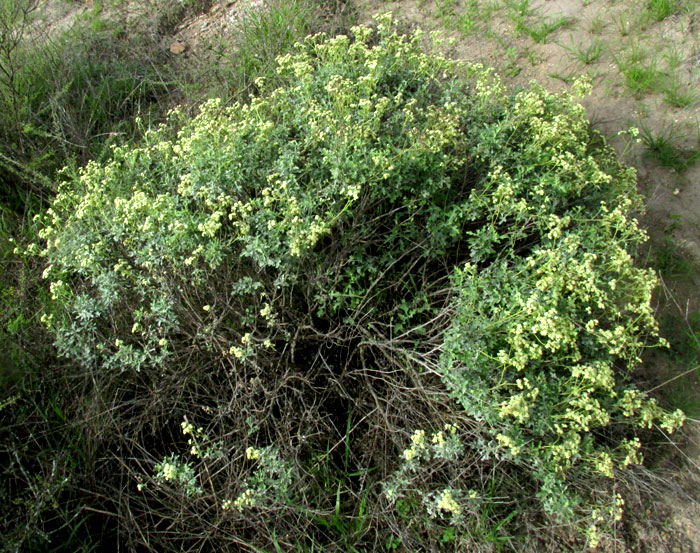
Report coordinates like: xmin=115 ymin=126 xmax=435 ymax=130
xmin=169 ymin=41 xmax=186 ymax=54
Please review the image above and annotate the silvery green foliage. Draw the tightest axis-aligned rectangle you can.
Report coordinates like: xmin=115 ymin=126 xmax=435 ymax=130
xmin=154 ymin=454 xmax=201 ymax=496
xmin=436 ymin=80 xmax=685 ymax=539
xmin=36 ymin=14 xmax=472 ymax=375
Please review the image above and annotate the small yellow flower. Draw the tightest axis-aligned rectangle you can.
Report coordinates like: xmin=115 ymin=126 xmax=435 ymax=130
xmin=431 ymin=431 xmax=446 ymax=448
xmin=436 ymin=489 xmax=462 ymax=515
xmin=410 ymin=429 xmax=426 ymax=447
xmin=181 ymin=419 xmax=194 ymax=435
xmin=161 ymin=463 xmax=177 ymax=481
xmin=233 ymin=489 xmax=257 ymax=509
xmin=246 ymin=447 xmax=261 ymax=460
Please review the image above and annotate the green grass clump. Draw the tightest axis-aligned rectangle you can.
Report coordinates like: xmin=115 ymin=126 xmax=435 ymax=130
xmin=0 ymin=0 xmax=172 ymax=211
xmin=205 ymin=0 xmax=323 ymax=100
xmin=661 ymin=77 xmax=700 ymax=108
xmin=21 ymin=14 xmax=686 ymax=553
xmin=520 ymin=15 xmax=573 ymax=43
xmin=616 ymin=45 xmax=661 ymax=97
xmin=646 ymin=0 xmax=682 ymax=21
xmin=640 ymin=123 xmax=700 ymax=171
xmin=504 ymin=0 xmax=572 ymax=43
xmin=561 ymin=35 xmax=603 ymax=65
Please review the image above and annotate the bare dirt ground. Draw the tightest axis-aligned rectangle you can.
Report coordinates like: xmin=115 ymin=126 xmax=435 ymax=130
xmin=169 ymin=0 xmax=264 ymax=54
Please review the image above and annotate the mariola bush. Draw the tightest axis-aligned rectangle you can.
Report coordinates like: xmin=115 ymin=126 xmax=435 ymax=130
xmin=32 ymin=14 xmax=683 ymax=552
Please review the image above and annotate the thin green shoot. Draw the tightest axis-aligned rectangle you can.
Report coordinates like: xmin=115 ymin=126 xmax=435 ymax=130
xmin=561 ymin=35 xmax=603 ymax=64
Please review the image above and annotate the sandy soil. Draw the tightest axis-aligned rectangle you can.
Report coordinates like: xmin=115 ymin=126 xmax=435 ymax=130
xmin=169 ymin=0 xmax=265 ymax=53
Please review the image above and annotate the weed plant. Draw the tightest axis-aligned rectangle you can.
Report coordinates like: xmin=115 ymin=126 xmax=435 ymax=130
xmin=616 ymin=44 xmax=661 ymax=97
xmin=504 ymin=0 xmax=572 ymax=43
xmin=655 ymin=227 xmax=696 ymax=281
xmin=432 ymin=0 xmax=484 ymax=36
xmin=661 ymin=76 xmax=699 ymax=108
xmin=521 ymin=15 xmax=572 ymax=43
xmin=587 ymin=14 xmax=607 ymax=35
xmin=561 ymin=35 xmax=603 ymax=65
xmin=20 ymin=15 xmax=686 ymax=552
xmin=612 ymin=12 xmax=634 ymax=36
xmin=645 ymin=0 xmax=683 ymax=22
xmin=656 ymin=306 xmax=700 ymax=418
xmin=640 ymin=123 xmax=700 ymax=172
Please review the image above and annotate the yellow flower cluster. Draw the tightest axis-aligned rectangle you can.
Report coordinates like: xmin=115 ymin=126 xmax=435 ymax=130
xmin=402 ymin=429 xmax=427 ymax=462
xmin=496 ymin=433 xmax=521 ymax=456
xmin=246 ymin=447 xmax=261 ymax=460
xmin=233 ymin=489 xmax=257 ymax=509
xmin=402 ymin=424 xmax=461 ymax=463
xmin=160 ymin=462 xmax=178 ymax=482
xmin=436 ymin=489 xmax=462 ymax=516
xmin=499 ymin=393 xmax=531 ymax=423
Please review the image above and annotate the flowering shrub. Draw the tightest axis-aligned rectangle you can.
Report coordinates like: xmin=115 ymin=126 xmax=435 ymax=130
xmin=148 ymin=416 xmax=294 ymax=512
xmin=383 ymin=425 xmax=470 ymax=527
xmin=438 ymin=80 xmax=685 ymax=539
xmin=35 ymin=15 xmax=472 ymax=375
xmin=32 ymin=14 xmax=684 ymax=552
